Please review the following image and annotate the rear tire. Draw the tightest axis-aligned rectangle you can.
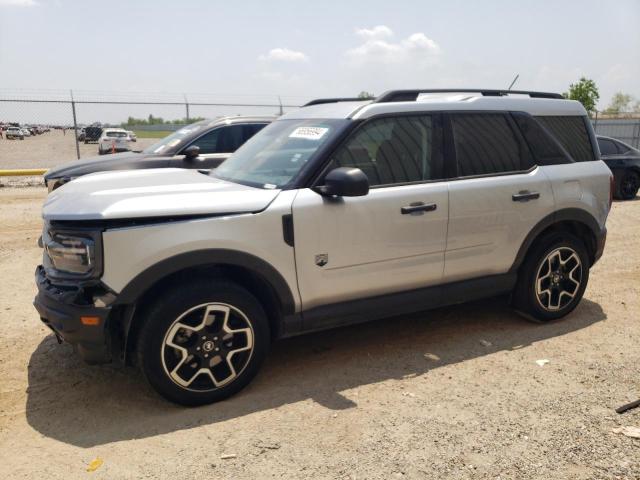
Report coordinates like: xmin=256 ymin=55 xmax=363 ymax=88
xmin=137 ymin=279 xmax=270 ymax=406
xmin=512 ymin=232 xmax=590 ymax=322
xmin=614 ymin=170 xmax=639 ymax=200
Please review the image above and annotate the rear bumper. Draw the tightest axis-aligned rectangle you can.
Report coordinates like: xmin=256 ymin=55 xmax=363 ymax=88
xmin=33 ymin=266 xmax=112 ymax=364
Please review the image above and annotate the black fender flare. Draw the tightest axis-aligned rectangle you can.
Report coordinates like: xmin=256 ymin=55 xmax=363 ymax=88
xmin=509 ymin=208 xmax=603 ymax=273
xmin=113 ymin=249 xmax=297 ymax=316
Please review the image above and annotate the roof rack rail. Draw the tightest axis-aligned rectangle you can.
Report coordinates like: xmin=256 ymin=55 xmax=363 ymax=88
xmin=374 ymin=89 xmax=564 ymax=103
xmin=303 ymin=97 xmax=367 ymax=107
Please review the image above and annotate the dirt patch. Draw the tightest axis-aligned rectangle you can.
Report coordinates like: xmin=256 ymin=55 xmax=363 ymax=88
xmin=0 ymin=189 xmax=638 ymax=479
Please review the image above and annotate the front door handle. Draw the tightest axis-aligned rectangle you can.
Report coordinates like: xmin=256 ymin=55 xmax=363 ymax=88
xmin=401 ymin=202 xmax=437 ymax=214
xmin=512 ymin=191 xmax=540 ymax=202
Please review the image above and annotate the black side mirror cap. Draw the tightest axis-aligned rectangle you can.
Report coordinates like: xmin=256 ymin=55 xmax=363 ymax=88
xmin=312 ymin=167 xmax=369 ymax=197
xmin=183 ymin=145 xmax=200 ymax=160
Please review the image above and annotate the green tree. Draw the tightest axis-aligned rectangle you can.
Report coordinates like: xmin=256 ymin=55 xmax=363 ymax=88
xmin=357 ymin=91 xmax=375 ymax=100
xmin=604 ymin=92 xmax=635 ymax=114
xmin=563 ymin=77 xmax=599 ymax=116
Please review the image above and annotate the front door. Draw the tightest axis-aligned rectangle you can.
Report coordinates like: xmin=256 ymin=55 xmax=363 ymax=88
xmin=292 ymin=113 xmax=449 ymax=311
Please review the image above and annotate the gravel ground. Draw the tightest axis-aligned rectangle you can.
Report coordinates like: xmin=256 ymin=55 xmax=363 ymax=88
xmin=0 ymin=188 xmax=638 ymax=479
xmin=0 ymin=129 xmax=156 ymax=170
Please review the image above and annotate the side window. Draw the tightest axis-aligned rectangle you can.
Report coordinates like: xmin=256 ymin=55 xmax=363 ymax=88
xmin=189 ymin=129 xmax=220 ymax=154
xmin=329 ymin=115 xmax=442 ymax=187
xmin=241 ymin=123 xmax=267 ymax=143
xmin=450 ymin=113 xmax=526 ymax=176
xmin=535 ymin=116 xmax=595 ymax=162
xmin=215 ymin=125 xmax=245 ymax=153
xmin=513 ymin=114 xmax=570 ymax=165
xmin=611 ymin=139 xmax=631 ymax=154
xmin=598 ymin=138 xmax=618 ymax=156
xmin=189 ymin=125 xmax=246 ymax=154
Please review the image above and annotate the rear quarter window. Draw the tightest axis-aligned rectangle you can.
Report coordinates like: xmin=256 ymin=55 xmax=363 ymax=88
xmin=535 ymin=116 xmax=595 ymax=162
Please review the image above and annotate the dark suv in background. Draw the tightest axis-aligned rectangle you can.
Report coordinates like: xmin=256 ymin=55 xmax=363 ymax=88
xmin=596 ymin=135 xmax=640 ymax=200
xmin=45 ymin=116 xmax=273 ymax=191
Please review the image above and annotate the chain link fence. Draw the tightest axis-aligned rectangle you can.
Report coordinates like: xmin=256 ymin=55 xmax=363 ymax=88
xmin=2 ymin=91 xmax=639 ymax=172
xmin=0 ymin=90 xmax=304 ymax=170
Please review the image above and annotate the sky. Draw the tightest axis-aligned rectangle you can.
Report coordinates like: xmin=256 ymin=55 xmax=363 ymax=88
xmin=0 ymin=0 xmax=639 ymax=123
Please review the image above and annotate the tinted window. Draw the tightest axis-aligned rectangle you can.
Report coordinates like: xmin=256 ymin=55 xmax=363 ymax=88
xmin=611 ymin=139 xmax=633 ymax=154
xmin=329 ymin=115 xmax=441 ymax=186
xmin=598 ymin=138 xmax=618 ymax=156
xmin=514 ymin=114 xmax=569 ymax=165
xmin=190 ymin=129 xmax=220 ymax=154
xmin=535 ymin=116 xmax=595 ymax=162
xmin=190 ymin=125 xmax=245 ymax=154
xmin=241 ymin=123 xmax=268 ymax=143
xmin=451 ymin=113 xmax=526 ymax=176
xmin=216 ymin=125 xmax=245 ymax=152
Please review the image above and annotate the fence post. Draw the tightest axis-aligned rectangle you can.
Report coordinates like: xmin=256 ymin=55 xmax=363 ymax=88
xmin=70 ymin=90 xmax=80 ymax=160
xmin=184 ymin=94 xmax=190 ymax=122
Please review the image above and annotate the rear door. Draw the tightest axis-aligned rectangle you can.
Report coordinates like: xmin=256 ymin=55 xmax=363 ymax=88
xmin=292 ymin=113 xmax=449 ymax=311
xmin=443 ymin=112 xmax=555 ymax=282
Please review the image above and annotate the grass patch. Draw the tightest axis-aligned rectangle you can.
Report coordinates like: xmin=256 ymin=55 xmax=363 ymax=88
xmin=131 ymin=130 xmax=174 ymax=139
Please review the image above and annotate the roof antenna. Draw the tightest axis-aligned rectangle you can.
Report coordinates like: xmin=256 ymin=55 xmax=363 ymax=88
xmin=508 ymin=74 xmax=520 ymax=91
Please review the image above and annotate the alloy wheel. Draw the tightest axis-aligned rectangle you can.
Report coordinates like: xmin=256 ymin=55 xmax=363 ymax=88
xmin=534 ymin=247 xmax=582 ymax=311
xmin=161 ymin=303 xmax=254 ymax=392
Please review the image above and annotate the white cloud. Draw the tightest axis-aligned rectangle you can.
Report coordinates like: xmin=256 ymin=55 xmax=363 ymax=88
xmin=354 ymin=25 xmax=393 ymax=40
xmin=259 ymin=48 xmax=309 ymax=63
xmin=0 ymin=0 xmax=39 ymax=6
xmin=345 ymin=26 xmax=441 ymax=66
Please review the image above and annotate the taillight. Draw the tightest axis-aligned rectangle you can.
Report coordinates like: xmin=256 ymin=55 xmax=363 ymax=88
xmin=609 ymin=174 xmax=614 ymax=208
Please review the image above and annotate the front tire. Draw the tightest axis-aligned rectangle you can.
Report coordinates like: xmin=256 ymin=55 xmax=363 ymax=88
xmin=512 ymin=232 xmax=590 ymax=322
xmin=137 ymin=279 xmax=270 ymax=406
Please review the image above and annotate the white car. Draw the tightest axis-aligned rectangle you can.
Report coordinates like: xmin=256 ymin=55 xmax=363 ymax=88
xmin=6 ymin=126 xmax=24 ymax=140
xmin=126 ymin=130 xmax=137 ymax=142
xmin=98 ymin=128 xmax=131 ymax=155
xmin=21 ymin=128 xmax=31 ymax=137
xmin=36 ymin=89 xmax=612 ymax=406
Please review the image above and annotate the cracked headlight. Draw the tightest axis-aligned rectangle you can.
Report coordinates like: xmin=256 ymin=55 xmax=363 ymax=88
xmin=44 ymin=229 xmax=102 ymax=279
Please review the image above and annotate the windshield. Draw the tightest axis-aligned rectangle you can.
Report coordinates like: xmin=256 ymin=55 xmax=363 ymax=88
xmin=142 ymin=122 xmax=207 ymax=154
xmin=106 ymin=131 xmax=128 ymax=138
xmin=212 ymin=119 xmax=349 ymax=188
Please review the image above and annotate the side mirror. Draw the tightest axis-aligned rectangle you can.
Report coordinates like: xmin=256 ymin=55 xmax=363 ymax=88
xmin=313 ymin=167 xmax=369 ymax=197
xmin=183 ymin=145 xmax=200 ymax=160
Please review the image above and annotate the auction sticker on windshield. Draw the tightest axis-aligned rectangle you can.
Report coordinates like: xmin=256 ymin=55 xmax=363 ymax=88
xmin=289 ymin=127 xmax=329 ymax=140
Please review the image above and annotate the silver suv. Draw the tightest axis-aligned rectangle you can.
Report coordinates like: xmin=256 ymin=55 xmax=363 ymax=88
xmin=34 ymin=89 xmax=612 ymax=405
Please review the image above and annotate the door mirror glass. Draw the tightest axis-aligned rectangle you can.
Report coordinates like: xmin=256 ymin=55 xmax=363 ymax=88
xmin=183 ymin=145 xmax=200 ymax=160
xmin=313 ymin=167 xmax=369 ymax=197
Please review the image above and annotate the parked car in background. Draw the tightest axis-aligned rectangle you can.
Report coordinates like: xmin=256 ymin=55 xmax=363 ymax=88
xmin=44 ymin=116 xmax=273 ymax=191
xmin=6 ymin=126 xmax=24 ymax=140
xmin=77 ymin=128 xmax=86 ymax=142
xmin=21 ymin=128 xmax=31 ymax=137
xmin=596 ymin=135 xmax=640 ymax=200
xmin=127 ymin=130 xmax=137 ymax=142
xmin=84 ymin=126 xmax=103 ymax=143
xmin=98 ymin=128 xmax=131 ymax=155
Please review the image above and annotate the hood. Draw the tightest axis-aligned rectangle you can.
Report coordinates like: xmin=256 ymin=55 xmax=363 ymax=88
xmin=44 ymin=151 xmax=171 ymax=180
xmin=43 ymin=168 xmax=281 ymax=221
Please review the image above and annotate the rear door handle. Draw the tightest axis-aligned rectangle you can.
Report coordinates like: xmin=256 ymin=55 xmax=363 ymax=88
xmin=512 ymin=191 xmax=540 ymax=202
xmin=401 ymin=202 xmax=437 ymax=214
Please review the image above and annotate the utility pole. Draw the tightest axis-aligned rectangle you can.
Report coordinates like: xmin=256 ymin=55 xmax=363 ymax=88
xmin=70 ymin=89 xmax=80 ymax=160
xmin=184 ymin=94 xmax=190 ymax=122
